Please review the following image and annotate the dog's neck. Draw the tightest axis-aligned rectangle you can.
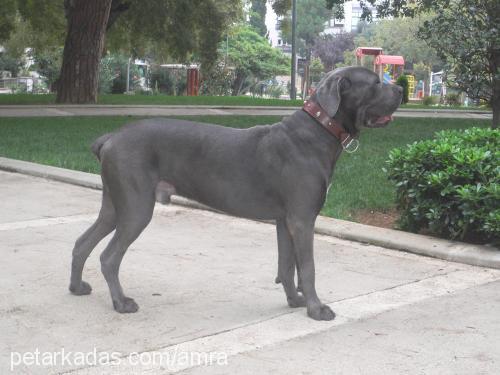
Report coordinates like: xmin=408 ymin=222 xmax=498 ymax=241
xmin=284 ymin=110 xmax=345 ymax=177
xmin=302 ymin=100 xmax=353 ymax=145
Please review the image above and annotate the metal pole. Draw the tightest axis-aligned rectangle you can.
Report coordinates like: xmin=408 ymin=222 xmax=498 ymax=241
xmin=290 ymin=0 xmax=297 ymax=100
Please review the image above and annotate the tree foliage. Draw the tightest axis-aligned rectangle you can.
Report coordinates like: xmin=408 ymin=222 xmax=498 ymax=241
xmin=356 ymin=16 xmax=442 ymax=70
xmin=396 ymin=74 xmax=409 ymax=104
xmin=226 ymin=25 xmax=289 ymax=95
xmin=325 ymin=0 xmax=499 ymax=128
xmin=0 ymin=0 xmax=17 ymax=43
xmin=313 ymin=32 xmax=354 ymax=71
xmin=280 ymin=0 xmax=332 ymax=57
xmin=269 ymin=0 xmax=292 ymax=16
xmin=0 ymin=0 xmax=244 ymax=102
xmin=309 ymin=56 xmax=324 ymax=82
xmin=249 ymin=0 xmax=268 ymax=37
xmin=418 ymin=0 xmax=499 ymax=106
xmin=325 ymin=0 xmax=428 ymax=20
xmin=32 ymin=46 xmax=64 ymax=91
xmin=103 ymin=0 xmax=242 ymax=71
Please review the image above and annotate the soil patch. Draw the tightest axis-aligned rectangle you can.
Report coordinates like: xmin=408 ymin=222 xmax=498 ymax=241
xmin=353 ymin=208 xmax=400 ymax=229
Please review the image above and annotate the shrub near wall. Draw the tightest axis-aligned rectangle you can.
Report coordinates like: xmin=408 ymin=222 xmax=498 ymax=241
xmin=385 ymin=127 xmax=499 ymax=245
xmin=396 ymin=75 xmax=409 ymax=104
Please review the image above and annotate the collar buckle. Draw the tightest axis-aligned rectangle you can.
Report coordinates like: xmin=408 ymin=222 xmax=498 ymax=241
xmin=341 ymin=136 xmax=359 ymax=153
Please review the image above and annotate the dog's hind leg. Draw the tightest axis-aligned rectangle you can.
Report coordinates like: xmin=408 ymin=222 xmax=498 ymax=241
xmin=99 ymin=177 xmax=156 ymax=313
xmin=276 ymin=219 xmax=306 ymax=308
xmin=275 ymin=253 xmax=303 ymax=293
xmin=69 ymin=187 xmax=116 ymax=295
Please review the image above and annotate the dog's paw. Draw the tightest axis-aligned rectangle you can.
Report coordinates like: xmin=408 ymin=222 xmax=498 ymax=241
xmin=275 ymin=276 xmax=281 ymax=284
xmin=287 ymin=294 xmax=306 ymax=308
xmin=307 ymin=304 xmax=335 ymax=321
xmin=69 ymin=281 xmax=92 ymax=296
xmin=113 ymin=297 xmax=139 ymax=313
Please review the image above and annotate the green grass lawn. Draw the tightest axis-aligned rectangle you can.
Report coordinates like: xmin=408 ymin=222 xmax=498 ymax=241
xmin=0 ymin=93 xmax=304 ymax=107
xmin=0 ymin=115 xmax=489 ymax=221
xmin=0 ymin=93 xmax=490 ymax=111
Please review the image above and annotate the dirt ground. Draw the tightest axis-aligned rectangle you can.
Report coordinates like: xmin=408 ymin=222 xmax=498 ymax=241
xmin=354 ymin=208 xmax=400 ymax=229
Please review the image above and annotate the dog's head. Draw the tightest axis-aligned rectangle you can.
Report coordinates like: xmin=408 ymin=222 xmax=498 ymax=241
xmin=313 ymin=66 xmax=402 ymax=133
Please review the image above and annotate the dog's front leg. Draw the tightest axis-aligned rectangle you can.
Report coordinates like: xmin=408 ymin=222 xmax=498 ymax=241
xmin=276 ymin=219 xmax=306 ymax=308
xmin=286 ymin=216 xmax=335 ymax=321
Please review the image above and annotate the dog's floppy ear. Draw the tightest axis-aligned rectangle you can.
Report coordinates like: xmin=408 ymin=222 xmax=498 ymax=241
xmin=316 ymin=73 xmax=343 ymax=118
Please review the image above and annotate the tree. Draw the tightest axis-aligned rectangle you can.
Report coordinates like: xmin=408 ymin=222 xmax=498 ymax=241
xmin=2 ymin=0 xmax=242 ymax=103
xmin=280 ymin=0 xmax=331 ymax=58
xmin=325 ymin=0 xmax=500 ymax=128
xmin=33 ymin=47 xmax=63 ymax=92
xmin=0 ymin=0 xmax=17 ymax=43
xmin=0 ymin=15 xmax=33 ymax=78
xmin=56 ymin=0 xmax=113 ymax=103
xmin=249 ymin=0 xmax=268 ymax=37
xmin=355 ymin=17 xmax=442 ymax=70
xmin=309 ymin=57 xmax=324 ymax=82
xmin=396 ymin=75 xmax=409 ymax=104
xmin=226 ymin=25 xmax=289 ymax=95
xmin=313 ymin=32 xmax=354 ymax=71
xmin=325 ymin=0 xmax=424 ymax=19
xmin=419 ymin=0 xmax=500 ymax=128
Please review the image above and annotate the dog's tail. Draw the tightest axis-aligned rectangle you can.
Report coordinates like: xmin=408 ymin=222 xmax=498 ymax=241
xmin=91 ymin=133 xmax=113 ymax=162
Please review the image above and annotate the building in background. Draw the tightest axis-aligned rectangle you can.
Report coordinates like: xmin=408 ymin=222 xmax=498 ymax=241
xmin=265 ymin=3 xmax=286 ymax=49
xmin=323 ymin=1 xmax=377 ymax=35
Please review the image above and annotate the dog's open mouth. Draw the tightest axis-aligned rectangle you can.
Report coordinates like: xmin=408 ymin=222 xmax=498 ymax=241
xmin=367 ymin=115 xmax=394 ymax=128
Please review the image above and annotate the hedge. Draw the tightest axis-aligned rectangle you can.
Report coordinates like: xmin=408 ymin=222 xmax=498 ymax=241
xmin=385 ymin=127 xmax=499 ymax=245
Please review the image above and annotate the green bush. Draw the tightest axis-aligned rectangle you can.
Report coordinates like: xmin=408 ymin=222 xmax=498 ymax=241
xmin=265 ymin=84 xmax=284 ymax=99
xmin=422 ymin=95 xmax=439 ymax=106
xmin=445 ymin=93 xmax=461 ymax=106
xmin=150 ymin=66 xmax=186 ymax=95
xmin=385 ymin=127 xmax=499 ymax=245
xmin=396 ymin=75 xmax=409 ymax=104
xmin=98 ymin=54 xmax=141 ymax=94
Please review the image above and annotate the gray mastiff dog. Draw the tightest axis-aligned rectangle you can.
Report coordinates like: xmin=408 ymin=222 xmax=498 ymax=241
xmin=69 ymin=66 xmax=402 ymax=321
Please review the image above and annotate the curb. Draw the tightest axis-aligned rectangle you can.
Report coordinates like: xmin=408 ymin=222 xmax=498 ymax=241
xmin=1 ymin=156 xmax=498 ymax=269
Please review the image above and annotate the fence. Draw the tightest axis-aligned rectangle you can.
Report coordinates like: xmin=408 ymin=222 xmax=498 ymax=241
xmin=0 ymin=77 xmax=46 ymax=94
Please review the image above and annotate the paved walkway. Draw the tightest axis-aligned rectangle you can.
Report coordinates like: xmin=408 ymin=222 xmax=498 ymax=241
xmin=1 ymin=170 xmax=499 ymax=374
xmin=0 ymin=104 xmax=493 ymax=119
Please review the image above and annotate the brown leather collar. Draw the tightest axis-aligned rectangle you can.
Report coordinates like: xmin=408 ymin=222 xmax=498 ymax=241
xmin=302 ymin=100 xmax=359 ymax=152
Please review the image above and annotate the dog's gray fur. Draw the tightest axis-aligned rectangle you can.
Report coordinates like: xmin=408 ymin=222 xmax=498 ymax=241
xmin=69 ymin=66 xmax=402 ymax=320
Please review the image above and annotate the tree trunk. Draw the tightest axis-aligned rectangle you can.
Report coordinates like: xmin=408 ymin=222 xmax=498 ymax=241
xmin=56 ymin=0 xmax=113 ymax=104
xmin=491 ymin=52 xmax=500 ymax=129
xmin=492 ymin=98 xmax=499 ymax=129
xmin=232 ymin=72 xmax=246 ymax=96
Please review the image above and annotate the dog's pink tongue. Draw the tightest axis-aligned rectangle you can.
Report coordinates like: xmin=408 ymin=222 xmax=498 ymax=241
xmin=376 ymin=115 xmax=393 ymax=124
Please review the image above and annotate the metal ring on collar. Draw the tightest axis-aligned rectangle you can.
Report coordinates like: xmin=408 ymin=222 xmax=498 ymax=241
xmin=341 ymin=137 xmax=360 ymax=153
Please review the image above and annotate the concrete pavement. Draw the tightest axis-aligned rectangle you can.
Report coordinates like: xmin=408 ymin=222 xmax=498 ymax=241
xmin=1 ymin=170 xmax=500 ymax=374
xmin=0 ymin=104 xmax=493 ymax=119
xmin=2 ymin=156 xmax=498 ymax=269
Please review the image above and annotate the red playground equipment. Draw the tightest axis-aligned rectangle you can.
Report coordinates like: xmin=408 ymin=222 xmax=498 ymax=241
xmin=355 ymin=47 xmax=405 ymax=83
xmin=355 ymin=47 xmax=383 ymax=67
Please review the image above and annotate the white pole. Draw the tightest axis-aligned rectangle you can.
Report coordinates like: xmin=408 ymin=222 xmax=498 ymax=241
xmin=428 ymin=71 xmax=432 ymax=97
xmin=126 ymin=57 xmax=131 ymax=93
